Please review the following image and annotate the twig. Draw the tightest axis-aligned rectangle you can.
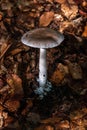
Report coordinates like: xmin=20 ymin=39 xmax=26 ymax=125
xmin=0 ymin=43 xmax=12 ymax=60
xmin=65 ymin=31 xmax=82 ymax=42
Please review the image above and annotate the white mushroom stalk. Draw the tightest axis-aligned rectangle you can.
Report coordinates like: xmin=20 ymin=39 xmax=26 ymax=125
xmin=39 ymin=48 xmax=47 ymax=88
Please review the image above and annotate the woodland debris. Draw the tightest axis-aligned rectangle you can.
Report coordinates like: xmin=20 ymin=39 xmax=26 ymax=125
xmin=58 ymin=120 xmax=70 ymax=128
xmin=82 ymin=25 xmax=87 ymax=37
xmin=61 ymin=0 xmax=78 ymax=20
xmin=0 ymin=111 xmax=8 ymax=128
xmin=6 ymin=73 xmax=23 ymax=98
xmin=66 ymin=61 xmax=82 ymax=80
xmin=0 ymin=0 xmax=87 ymax=129
xmin=27 ymin=112 xmax=40 ymax=125
xmin=5 ymin=121 xmax=21 ymax=130
xmin=39 ymin=11 xmax=54 ymax=27
xmin=4 ymin=100 xmax=20 ymax=112
xmin=21 ymin=99 xmax=33 ymax=115
xmin=50 ymin=63 xmax=68 ymax=85
xmin=34 ymin=125 xmax=54 ymax=130
xmin=70 ymin=107 xmax=87 ymax=120
xmin=55 ymin=0 xmax=65 ymax=4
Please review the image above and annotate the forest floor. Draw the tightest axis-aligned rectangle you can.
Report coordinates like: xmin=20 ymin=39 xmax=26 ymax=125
xmin=0 ymin=0 xmax=87 ymax=130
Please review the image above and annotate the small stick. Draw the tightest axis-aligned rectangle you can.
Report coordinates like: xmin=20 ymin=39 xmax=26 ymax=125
xmin=0 ymin=43 xmax=12 ymax=60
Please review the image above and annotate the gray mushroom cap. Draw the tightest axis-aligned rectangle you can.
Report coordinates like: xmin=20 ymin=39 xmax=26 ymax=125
xmin=21 ymin=28 xmax=64 ymax=49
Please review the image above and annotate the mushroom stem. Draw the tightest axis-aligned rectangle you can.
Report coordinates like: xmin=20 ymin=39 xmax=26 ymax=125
xmin=39 ymin=48 xmax=47 ymax=88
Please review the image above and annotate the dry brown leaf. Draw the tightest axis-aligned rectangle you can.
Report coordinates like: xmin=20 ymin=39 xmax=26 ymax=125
xmin=51 ymin=70 xmax=64 ymax=85
xmin=10 ymin=48 xmax=23 ymax=55
xmin=82 ymin=25 xmax=87 ymax=37
xmin=5 ymin=100 xmax=20 ymax=112
xmin=11 ymin=74 xmax=23 ymax=96
xmin=41 ymin=117 xmax=62 ymax=124
xmin=45 ymin=125 xmax=54 ymax=130
xmin=50 ymin=63 xmax=68 ymax=85
xmin=59 ymin=120 xmax=70 ymax=128
xmin=70 ymin=107 xmax=87 ymax=120
xmin=21 ymin=99 xmax=33 ymax=115
xmin=61 ymin=0 xmax=78 ymax=20
xmin=55 ymin=0 xmax=66 ymax=4
xmin=67 ymin=62 xmax=82 ymax=80
xmin=35 ymin=125 xmax=55 ymax=130
xmin=0 ymin=14 xmax=2 ymax=21
xmin=0 ymin=43 xmax=7 ymax=53
xmin=46 ymin=0 xmax=54 ymax=3
xmin=6 ymin=74 xmax=23 ymax=98
xmin=0 ymin=105 xmax=4 ymax=111
xmin=39 ymin=11 xmax=54 ymax=27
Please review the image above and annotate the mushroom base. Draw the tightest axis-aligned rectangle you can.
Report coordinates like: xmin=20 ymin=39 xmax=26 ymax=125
xmin=34 ymin=81 xmax=52 ymax=99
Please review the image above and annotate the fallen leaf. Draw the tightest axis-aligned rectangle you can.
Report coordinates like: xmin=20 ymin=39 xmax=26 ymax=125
xmin=27 ymin=112 xmax=40 ymax=125
xmin=45 ymin=125 xmax=54 ymax=130
xmin=0 ymin=14 xmax=2 ymax=21
xmin=41 ymin=117 xmax=62 ymax=124
xmin=11 ymin=74 xmax=23 ymax=97
xmin=39 ymin=11 xmax=54 ymax=27
xmin=51 ymin=70 xmax=64 ymax=85
xmin=5 ymin=100 xmax=20 ymax=112
xmin=0 ymin=43 xmax=8 ymax=54
xmin=46 ymin=0 xmax=54 ymax=3
xmin=6 ymin=74 xmax=24 ymax=99
xmin=59 ymin=120 xmax=70 ymax=128
xmin=55 ymin=0 xmax=66 ymax=4
xmin=22 ymin=99 xmax=33 ymax=115
xmin=51 ymin=63 xmax=68 ymax=85
xmin=10 ymin=48 xmax=23 ymax=55
xmin=0 ymin=105 xmax=4 ymax=111
xmin=70 ymin=107 xmax=87 ymax=120
xmin=82 ymin=25 xmax=87 ymax=37
xmin=61 ymin=0 xmax=78 ymax=20
xmin=67 ymin=61 xmax=82 ymax=80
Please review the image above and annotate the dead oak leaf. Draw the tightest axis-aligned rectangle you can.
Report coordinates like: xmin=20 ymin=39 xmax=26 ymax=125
xmin=39 ymin=11 xmax=54 ymax=27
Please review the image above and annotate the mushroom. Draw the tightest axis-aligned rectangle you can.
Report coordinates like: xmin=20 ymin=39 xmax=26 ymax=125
xmin=21 ymin=28 xmax=64 ymax=98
